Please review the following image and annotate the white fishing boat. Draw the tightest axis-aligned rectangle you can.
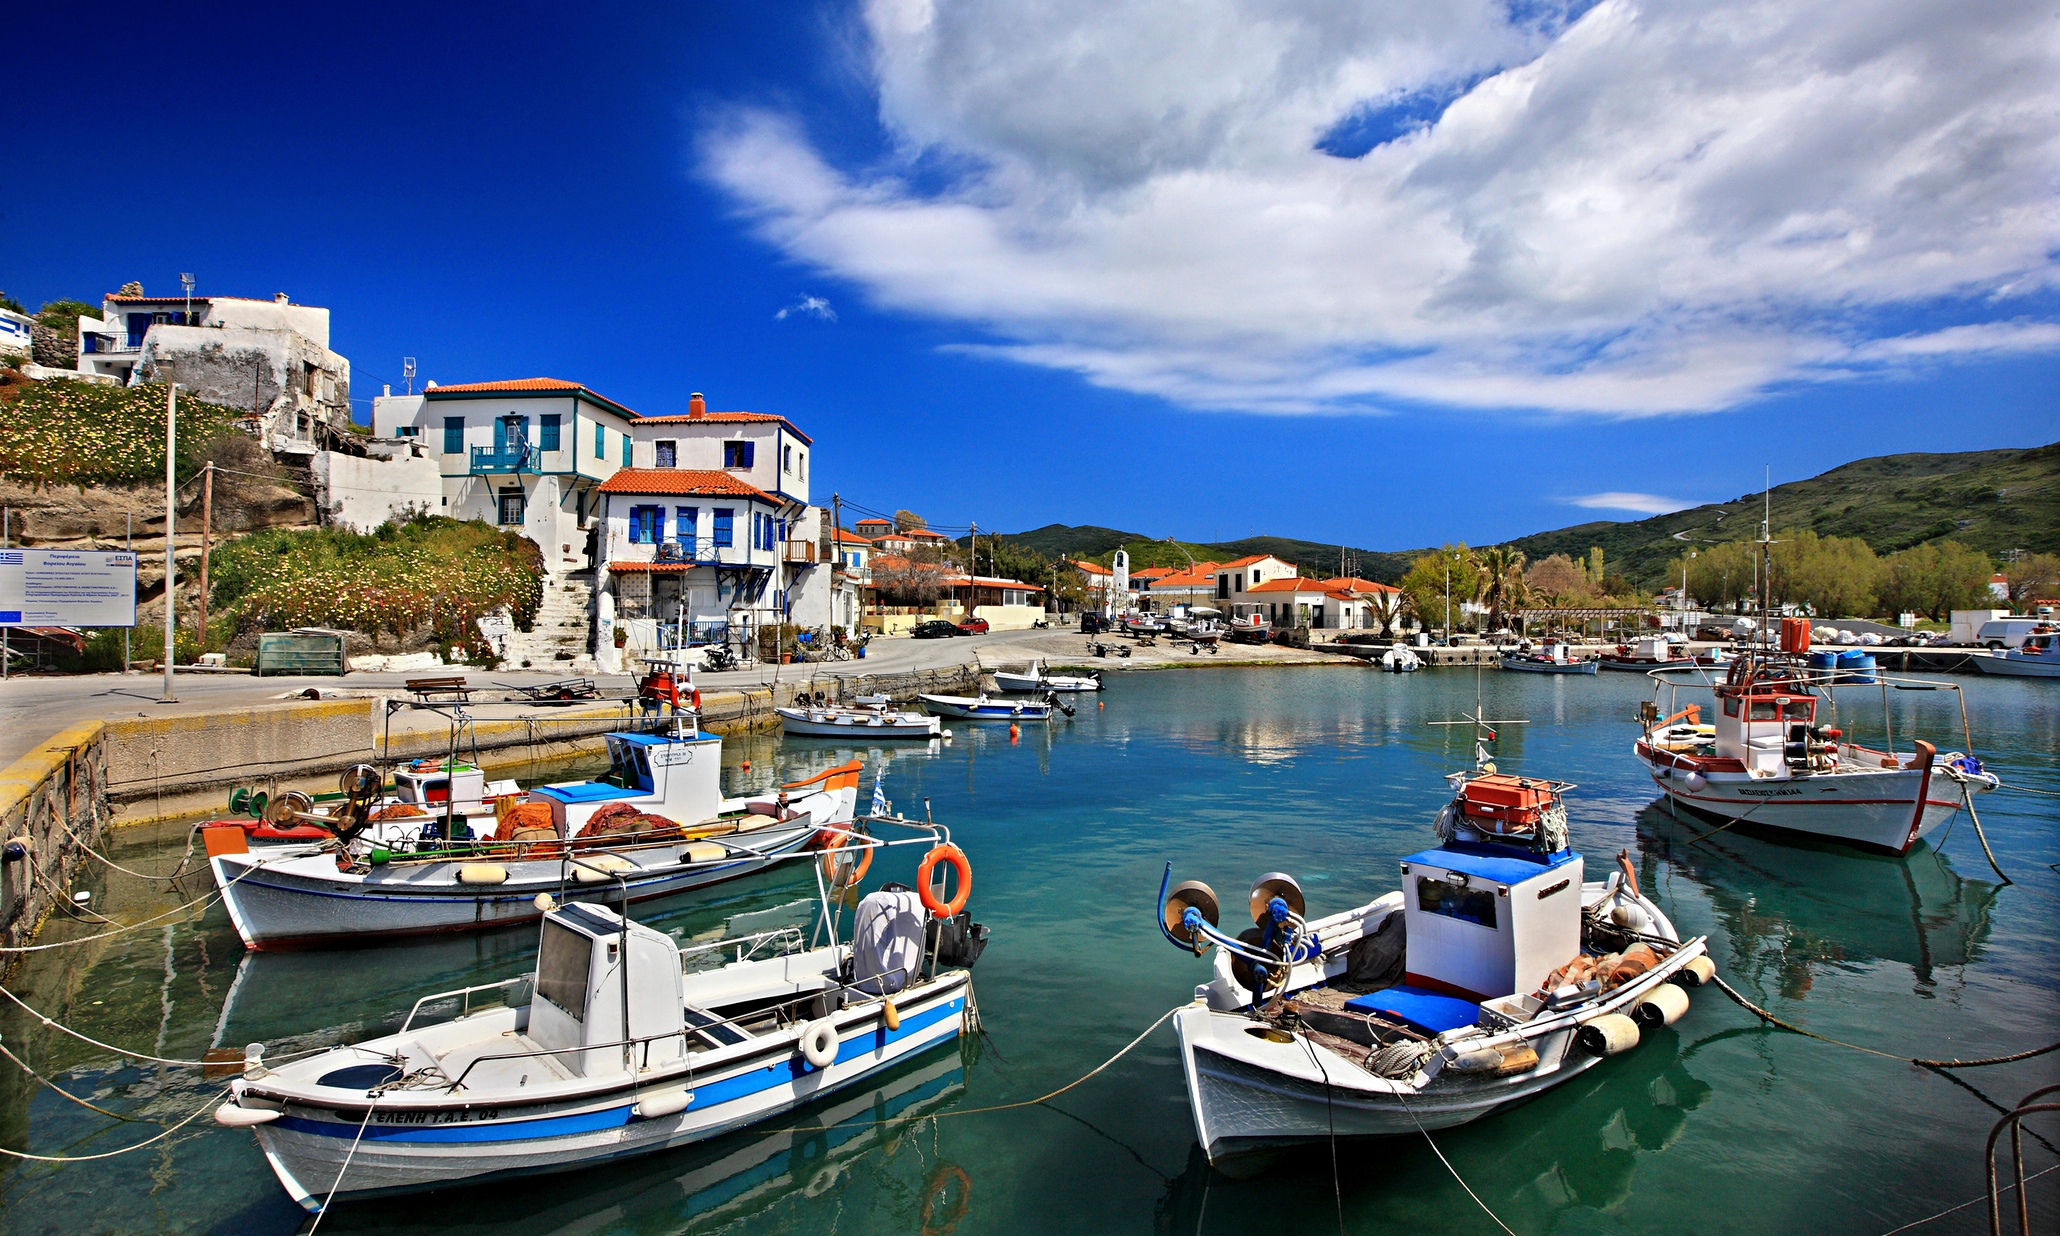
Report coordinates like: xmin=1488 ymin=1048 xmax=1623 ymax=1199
xmin=1380 ymin=646 xmax=1422 ymax=673
xmin=1976 ymin=630 xmax=2060 ymax=678
xmin=1158 ymin=770 xmax=1711 ymax=1171
xmin=777 ymin=694 xmax=944 ymax=738
xmin=991 ymin=661 xmax=1102 ymax=693
xmin=916 ymin=693 xmax=1067 ymax=721
xmin=214 ymin=816 xmax=989 ymax=1213
xmin=1634 ymin=642 xmax=1999 ymax=852
xmin=1500 ymin=641 xmax=1598 ymax=674
xmin=205 ymin=720 xmax=864 ymax=948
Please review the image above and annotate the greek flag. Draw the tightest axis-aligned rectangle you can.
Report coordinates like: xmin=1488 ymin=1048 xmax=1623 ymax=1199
xmin=870 ymin=766 xmax=889 ymax=819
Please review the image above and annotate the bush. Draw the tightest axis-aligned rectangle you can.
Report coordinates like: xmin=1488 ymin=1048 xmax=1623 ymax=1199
xmin=0 ymin=379 xmax=241 ymax=487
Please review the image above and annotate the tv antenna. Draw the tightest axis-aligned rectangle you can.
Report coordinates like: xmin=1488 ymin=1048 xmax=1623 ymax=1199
xmin=1428 ymin=663 xmax=1529 ymax=773
xmin=403 ymin=357 xmax=417 ymax=395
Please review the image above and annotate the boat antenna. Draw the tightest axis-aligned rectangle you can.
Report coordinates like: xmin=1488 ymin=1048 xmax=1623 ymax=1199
xmin=1428 ymin=663 xmax=1528 ymax=773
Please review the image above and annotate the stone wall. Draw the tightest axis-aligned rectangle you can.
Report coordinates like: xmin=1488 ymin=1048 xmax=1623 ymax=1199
xmin=0 ymin=723 xmax=110 ymax=977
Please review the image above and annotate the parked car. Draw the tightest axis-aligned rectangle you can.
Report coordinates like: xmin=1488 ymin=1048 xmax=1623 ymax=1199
xmin=911 ymin=620 xmax=960 ymax=639
xmin=957 ymin=617 xmax=990 ymax=635
xmin=1080 ymin=613 xmax=1112 ymax=635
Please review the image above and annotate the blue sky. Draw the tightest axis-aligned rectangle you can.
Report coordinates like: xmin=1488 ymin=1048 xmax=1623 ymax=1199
xmin=6 ymin=1 xmax=2055 ymax=552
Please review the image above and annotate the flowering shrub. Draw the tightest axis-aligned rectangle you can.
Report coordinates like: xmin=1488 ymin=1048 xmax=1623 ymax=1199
xmin=208 ymin=516 xmax=544 ymax=658
xmin=0 ymin=380 xmax=241 ymax=487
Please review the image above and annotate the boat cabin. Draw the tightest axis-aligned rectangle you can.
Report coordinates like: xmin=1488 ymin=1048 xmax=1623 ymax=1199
xmin=1713 ymin=666 xmax=1819 ymax=774
xmin=529 ymin=901 xmax=686 ymax=1077
xmin=530 ymin=730 xmax=724 ymax=831
xmin=392 ymin=761 xmax=487 ymax=811
xmin=1394 ymin=845 xmax=1583 ymax=1004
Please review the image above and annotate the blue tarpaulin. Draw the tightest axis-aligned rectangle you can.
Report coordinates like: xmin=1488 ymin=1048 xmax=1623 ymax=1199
xmin=1344 ymin=985 xmax=1481 ymax=1035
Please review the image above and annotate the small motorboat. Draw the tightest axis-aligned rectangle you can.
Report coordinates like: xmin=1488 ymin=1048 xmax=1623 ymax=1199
xmin=1158 ymin=769 xmax=1711 ymax=1171
xmin=778 ymin=693 xmax=944 ymax=738
xmin=992 ymin=660 xmax=1102 ymax=692
xmin=1500 ymin=641 xmax=1598 ymax=674
xmin=1224 ymin=616 xmax=1271 ymax=645
xmin=1977 ymin=629 xmax=2060 ymax=678
xmin=1596 ymin=636 xmax=1693 ymax=672
xmin=916 ymin=693 xmax=1068 ymax=721
xmin=1119 ymin=613 xmax=1169 ymax=637
xmin=1379 ymin=646 xmax=1422 ymax=673
xmin=216 ymin=815 xmax=989 ymax=1212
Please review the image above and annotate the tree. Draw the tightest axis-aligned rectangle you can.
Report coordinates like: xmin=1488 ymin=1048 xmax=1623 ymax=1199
xmin=1527 ymin=553 xmax=1592 ymax=606
xmin=1675 ymin=542 xmax=1757 ymax=612
xmin=1367 ymin=590 xmax=1406 ymax=638
xmin=1474 ymin=546 xmax=1530 ymax=632
xmin=893 ymin=510 xmax=927 ymax=532
xmin=34 ymin=299 xmax=97 ymax=337
xmin=1877 ymin=541 xmax=1995 ymax=620
xmin=2003 ymin=553 xmax=2060 ymax=605
xmin=1398 ymin=544 xmax=1478 ymax=634
xmin=1771 ymin=530 xmax=1879 ymax=618
xmin=872 ymin=547 xmax=947 ymax=606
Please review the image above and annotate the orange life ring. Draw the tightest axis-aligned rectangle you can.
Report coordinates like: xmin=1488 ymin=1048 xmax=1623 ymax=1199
xmin=916 ymin=843 xmax=972 ymax=918
xmin=689 ymin=687 xmax=702 ymax=712
xmin=818 ymin=829 xmax=872 ymax=887
xmin=919 ymin=1163 xmax=972 ymax=1236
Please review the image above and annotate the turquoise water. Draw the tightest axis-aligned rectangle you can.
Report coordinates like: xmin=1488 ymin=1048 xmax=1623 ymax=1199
xmin=2 ymin=666 xmax=2056 ymax=1234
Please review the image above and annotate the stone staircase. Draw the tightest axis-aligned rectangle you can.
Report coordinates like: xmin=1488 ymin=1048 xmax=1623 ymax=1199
xmin=501 ymin=574 xmax=594 ymax=670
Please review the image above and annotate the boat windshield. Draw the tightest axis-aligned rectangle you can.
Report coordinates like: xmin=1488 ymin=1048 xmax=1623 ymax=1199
xmin=536 ymin=921 xmax=593 ymax=1023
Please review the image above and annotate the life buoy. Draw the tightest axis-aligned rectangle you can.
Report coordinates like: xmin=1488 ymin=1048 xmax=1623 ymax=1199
xmin=689 ymin=687 xmax=702 ymax=712
xmin=800 ymin=1018 xmax=839 ymax=1069
xmin=917 ymin=843 xmax=972 ymax=918
xmin=919 ymin=1163 xmax=972 ymax=1236
xmin=818 ymin=828 xmax=872 ymax=887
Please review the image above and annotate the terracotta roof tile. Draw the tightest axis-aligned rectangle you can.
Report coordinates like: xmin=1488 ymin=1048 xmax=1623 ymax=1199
xmin=632 ymin=410 xmax=813 ymax=444
xmin=423 ymin=378 xmax=642 ymax=421
xmin=1314 ymin=576 xmax=1400 ymax=594
xmin=833 ymin=529 xmax=873 ymax=545
xmin=596 ymin=468 xmax=778 ymax=502
xmin=1245 ymin=577 xmax=1319 ymax=593
xmin=1216 ymin=554 xmax=1293 ymax=570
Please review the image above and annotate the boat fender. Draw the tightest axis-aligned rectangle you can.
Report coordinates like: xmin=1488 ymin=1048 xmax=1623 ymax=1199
xmin=1577 ymin=1013 xmax=1641 ymax=1056
xmin=573 ymin=854 xmax=635 ymax=884
xmin=1610 ymin=899 xmax=1652 ymax=933
xmin=1444 ymin=1045 xmax=1505 ymax=1074
xmin=1674 ymin=956 xmax=1716 ymax=988
xmin=800 ymin=1018 xmax=840 ymax=1069
xmin=1684 ymin=772 xmax=1707 ymax=792
xmin=634 ymin=1085 xmax=693 ymax=1121
xmin=1632 ymin=982 xmax=1691 ymax=1028
xmin=213 ymin=1103 xmax=281 ymax=1128
xmin=456 ymin=863 xmax=508 ymax=886
xmin=883 ymin=999 xmax=901 ymax=1032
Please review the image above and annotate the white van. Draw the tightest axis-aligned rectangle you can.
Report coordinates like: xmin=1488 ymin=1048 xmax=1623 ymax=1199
xmin=1975 ymin=618 xmax=2052 ymax=650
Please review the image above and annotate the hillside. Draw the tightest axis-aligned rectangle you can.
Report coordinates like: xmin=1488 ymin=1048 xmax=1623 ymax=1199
xmin=1503 ymin=442 xmax=2060 ymax=585
xmin=991 ymin=524 xmax=1407 ymax=581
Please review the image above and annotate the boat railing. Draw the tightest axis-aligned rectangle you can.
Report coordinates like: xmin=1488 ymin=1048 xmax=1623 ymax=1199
xmin=397 ymin=975 xmax=535 ymax=1038
xmin=1642 ymin=657 xmax=1979 ymax=763
xmin=680 ymin=925 xmax=808 ymax=969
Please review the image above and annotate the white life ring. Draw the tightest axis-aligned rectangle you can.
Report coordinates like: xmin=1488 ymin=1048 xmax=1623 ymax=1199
xmin=800 ymin=1018 xmax=840 ymax=1069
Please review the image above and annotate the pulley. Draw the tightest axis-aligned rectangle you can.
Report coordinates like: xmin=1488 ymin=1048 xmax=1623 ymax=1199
xmin=1248 ymin=872 xmax=1305 ymax=926
xmin=1162 ymin=880 xmax=1220 ymax=949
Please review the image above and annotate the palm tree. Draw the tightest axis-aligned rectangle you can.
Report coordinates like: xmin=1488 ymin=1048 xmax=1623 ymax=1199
xmin=1368 ymin=590 xmax=1406 ymax=639
xmin=1473 ymin=546 xmax=1530 ymax=634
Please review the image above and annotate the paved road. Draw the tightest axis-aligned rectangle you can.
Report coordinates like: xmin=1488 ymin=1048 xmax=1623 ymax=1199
xmin=0 ymin=630 xmax=1045 ymax=769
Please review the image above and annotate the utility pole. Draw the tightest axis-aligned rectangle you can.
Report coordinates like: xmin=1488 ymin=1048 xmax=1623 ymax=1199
xmin=831 ymin=492 xmax=844 ymax=632
xmin=125 ymin=514 xmax=133 ymax=673
xmin=967 ymin=521 xmax=977 ymax=619
xmin=160 ymin=381 xmax=178 ymax=703
xmin=2 ymin=508 xmax=9 ymax=682
xmin=198 ymin=461 xmax=215 ymax=652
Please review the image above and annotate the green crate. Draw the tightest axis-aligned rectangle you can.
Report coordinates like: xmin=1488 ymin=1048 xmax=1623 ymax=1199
xmin=255 ymin=631 xmax=346 ymax=677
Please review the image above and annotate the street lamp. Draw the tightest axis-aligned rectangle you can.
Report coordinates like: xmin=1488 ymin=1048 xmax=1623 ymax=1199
xmin=1681 ymin=551 xmax=1697 ymax=629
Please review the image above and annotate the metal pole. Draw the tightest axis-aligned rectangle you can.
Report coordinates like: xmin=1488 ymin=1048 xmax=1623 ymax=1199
xmin=125 ymin=514 xmax=132 ymax=673
xmin=198 ymin=462 xmax=214 ymax=653
xmin=3 ymin=507 xmax=9 ymax=682
xmin=161 ymin=382 xmax=177 ymax=702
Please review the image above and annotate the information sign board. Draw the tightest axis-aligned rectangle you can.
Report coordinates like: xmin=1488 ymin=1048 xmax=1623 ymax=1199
xmin=0 ymin=549 xmax=139 ymax=627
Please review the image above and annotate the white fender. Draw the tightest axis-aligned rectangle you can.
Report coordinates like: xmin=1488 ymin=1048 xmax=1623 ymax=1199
xmin=214 ymin=1103 xmax=281 ymax=1128
xmin=634 ymin=1085 xmax=693 ymax=1120
xmin=1632 ymin=982 xmax=1691 ymax=1028
xmin=800 ymin=1018 xmax=840 ymax=1069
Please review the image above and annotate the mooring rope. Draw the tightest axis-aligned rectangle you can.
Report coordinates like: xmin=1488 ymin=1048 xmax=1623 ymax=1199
xmin=1939 ymin=766 xmax=2011 ymax=885
xmin=1711 ymin=974 xmax=2060 ymax=1068
xmin=1877 ymin=1161 xmax=2060 ymax=1234
xmin=1392 ymin=1085 xmax=1518 ymax=1236
xmin=0 ymin=855 xmax=277 ymax=953
xmin=0 ymin=1036 xmax=147 ymax=1122
xmin=0 ymin=1084 xmax=229 ymax=1162
xmin=305 ymin=1098 xmax=379 ymax=1231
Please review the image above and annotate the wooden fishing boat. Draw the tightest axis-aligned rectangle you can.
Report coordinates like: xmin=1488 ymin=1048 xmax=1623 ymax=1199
xmin=992 ymin=661 xmax=1102 ymax=692
xmin=777 ymin=696 xmax=943 ymax=738
xmin=916 ymin=693 xmax=1066 ymax=721
xmin=1976 ymin=630 xmax=2060 ymax=678
xmin=214 ymin=817 xmax=988 ymax=1212
xmin=1158 ymin=770 xmax=1710 ymax=1171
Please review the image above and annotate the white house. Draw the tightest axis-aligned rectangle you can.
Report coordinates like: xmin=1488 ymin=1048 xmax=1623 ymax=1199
xmin=76 ymin=286 xmax=350 ymax=450
xmin=1246 ymin=576 xmax=1402 ymax=629
xmin=831 ymin=529 xmax=873 ymax=634
xmin=1212 ymin=555 xmax=1299 ymax=617
xmin=0 ymin=307 xmax=32 ymax=359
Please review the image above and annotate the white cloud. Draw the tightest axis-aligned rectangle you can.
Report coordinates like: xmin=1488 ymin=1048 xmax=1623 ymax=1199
xmin=1569 ymin=491 xmax=1695 ymax=516
xmin=774 ymin=294 xmax=839 ymax=322
xmin=707 ymin=0 xmax=2060 ymax=415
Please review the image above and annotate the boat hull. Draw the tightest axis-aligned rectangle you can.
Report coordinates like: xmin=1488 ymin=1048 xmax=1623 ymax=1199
xmin=916 ymin=694 xmax=1051 ymax=721
xmin=1976 ymin=654 xmax=2060 ymax=678
xmin=1500 ymin=657 xmax=1598 ymax=674
xmin=991 ymin=672 xmax=1099 ymax=692
xmin=251 ymin=978 xmax=968 ymax=1210
xmin=775 ymin=707 xmax=941 ymax=738
xmin=1634 ymin=743 xmax=1967 ymax=853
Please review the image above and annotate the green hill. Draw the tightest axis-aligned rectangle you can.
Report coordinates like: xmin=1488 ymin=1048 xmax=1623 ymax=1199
xmin=1502 ymin=442 xmax=2060 ymax=585
xmin=989 ymin=524 xmax=1407 ymax=581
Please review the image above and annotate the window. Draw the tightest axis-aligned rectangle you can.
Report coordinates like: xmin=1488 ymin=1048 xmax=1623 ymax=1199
xmin=498 ymin=491 xmax=525 ymax=526
xmin=628 ymin=506 xmax=662 ymax=544
xmin=713 ymin=508 xmax=734 ymax=548
xmin=493 ymin=416 xmax=527 ymax=454
xmin=594 ymin=422 xmax=605 ymax=458
xmin=396 ymin=425 xmax=419 ymax=438
xmin=540 ymin=414 xmax=561 ymax=451
xmin=443 ymin=417 xmax=465 ymax=454
xmin=535 ymin=921 xmax=592 ymax=1023
xmin=1723 ymin=697 xmax=1741 ymax=718
xmin=798 ymin=451 xmax=806 ymax=481
xmin=655 ymin=440 xmax=677 ymax=468
xmin=622 ymin=434 xmax=632 ymax=467
xmin=723 ymin=440 xmax=754 ymax=469
xmin=782 ymin=444 xmax=792 ymax=474
xmin=1417 ymin=876 xmax=1497 ymax=928
xmin=675 ymin=507 xmax=697 ymax=550
xmin=776 ymin=517 xmax=787 ymax=548
xmin=1216 ymin=575 xmax=1229 ymax=600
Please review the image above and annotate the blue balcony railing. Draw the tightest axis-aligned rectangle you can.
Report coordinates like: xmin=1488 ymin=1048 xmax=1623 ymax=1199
xmin=470 ymin=445 xmax=540 ymax=475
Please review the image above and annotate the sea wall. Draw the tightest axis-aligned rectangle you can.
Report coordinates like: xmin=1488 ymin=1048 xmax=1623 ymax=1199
xmin=0 ymin=722 xmax=110 ymax=976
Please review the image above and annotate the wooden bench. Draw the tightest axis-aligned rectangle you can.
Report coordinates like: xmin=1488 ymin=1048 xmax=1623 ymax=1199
xmin=405 ymin=675 xmax=474 ymax=702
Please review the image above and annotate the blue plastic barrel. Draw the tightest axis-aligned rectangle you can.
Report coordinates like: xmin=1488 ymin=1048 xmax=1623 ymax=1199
xmin=1807 ymin=650 xmax=1839 ymax=678
xmin=1836 ymin=649 xmax=1877 ymax=684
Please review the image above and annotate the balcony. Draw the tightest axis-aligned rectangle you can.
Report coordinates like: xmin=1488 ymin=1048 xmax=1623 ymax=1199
xmin=81 ymin=335 xmax=141 ymax=355
xmin=470 ymin=445 xmax=541 ymax=475
xmin=782 ymin=539 xmax=819 ymax=565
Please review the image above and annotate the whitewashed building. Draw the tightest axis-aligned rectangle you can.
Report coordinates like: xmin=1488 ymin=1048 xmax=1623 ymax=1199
xmin=0 ymin=307 xmax=32 ymax=359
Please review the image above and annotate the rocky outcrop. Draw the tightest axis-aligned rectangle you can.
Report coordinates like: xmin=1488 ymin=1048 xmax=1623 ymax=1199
xmin=0 ymin=477 xmax=313 ymax=546
xmin=29 ymin=324 xmax=75 ymax=370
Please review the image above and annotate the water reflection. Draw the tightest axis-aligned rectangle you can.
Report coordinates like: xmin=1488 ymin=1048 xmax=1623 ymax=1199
xmin=1635 ymin=804 xmax=1998 ymax=993
xmin=318 ymin=1045 xmax=973 ymax=1235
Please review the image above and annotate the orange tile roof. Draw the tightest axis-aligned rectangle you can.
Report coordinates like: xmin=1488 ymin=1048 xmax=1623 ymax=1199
xmin=631 ymin=410 xmax=813 ymax=445
xmin=1245 ymin=577 xmax=1320 ymax=594
xmin=1216 ymin=554 xmax=1296 ymax=570
xmin=1132 ymin=566 xmax=1176 ymax=579
xmin=833 ymin=529 xmax=873 ymax=545
xmin=423 ymin=377 xmax=641 ymax=421
xmin=606 ymin=562 xmax=700 ymax=573
xmin=104 ymin=294 xmax=216 ymax=304
xmin=1070 ymin=559 xmax=1113 ymax=576
xmin=596 ymin=468 xmax=778 ymax=502
xmin=1315 ymin=576 xmax=1401 ymax=594
xmin=1151 ymin=569 xmax=1218 ymax=588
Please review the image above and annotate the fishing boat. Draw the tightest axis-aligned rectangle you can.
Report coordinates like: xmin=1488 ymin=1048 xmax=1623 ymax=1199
xmin=1976 ymin=630 xmax=2060 ymax=678
xmin=916 ymin=693 xmax=1067 ymax=721
xmin=1633 ymin=623 xmax=1999 ymax=852
xmin=992 ymin=661 xmax=1102 ymax=693
xmin=1224 ymin=616 xmax=1270 ymax=645
xmin=1119 ymin=613 xmax=1168 ymax=637
xmin=777 ymin=695 xmax=944 ymax=738
xmin=1380 ymin=646 xmax=1423 ymax=673
xmin=205 ymin=719 xmax=864 ymax=948
xmin=1596 ymin=636 xmax=1694 ymax=672
xmin=1501 ymin=641 xmax=1599 ymax=674
xmin=213 ymin=814 xmax=988 ymax=1213
xmin=1157 ymin=769 xmax=1711 ymax=1171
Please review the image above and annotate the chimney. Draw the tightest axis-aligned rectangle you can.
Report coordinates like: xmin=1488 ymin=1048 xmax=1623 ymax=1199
xmin=274 ymin=292 xmax=290 ymax=303
xmin=688 ymin=392 xmax=705 ymax=418
xmin=383 ymin=383 xmax=392 ymax=396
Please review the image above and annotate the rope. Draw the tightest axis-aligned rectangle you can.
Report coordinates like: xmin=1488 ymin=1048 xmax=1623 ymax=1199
xmin=1995 ymin=782 xmax=2060 ymax=798
xmin=1393 ymin=1086 xmax=1517 ymax=1236
xmin=1943 ymin=772 xmax=2011 ymax=885
xmin=0 ymin=1036 xmax=147 ymax=1122
xmin=306 ymin=1099 xmax=378 ymax=1230
xmin=0 ymin=1085 xmax=228 ymax=1162
xmin=0 ymin=854 xmax=276 ymax=953
xmin=1711 ymin=975 xmax=2060 ymax=1068
xmin=50 ymin=806 xmax=196 ymax=884
xmin=0 ymin=983 xmax=220 ymax=1067
xmin=1877 ymin=1161 xmax=2060 ymax=1234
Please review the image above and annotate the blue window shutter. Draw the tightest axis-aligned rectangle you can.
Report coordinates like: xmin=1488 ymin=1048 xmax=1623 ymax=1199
xmin=492 ymin=417 xmax=507 ymax=454
xmin=741 ymin=441 xmax=755 ymax=468
xmin=622 ymin=435 xmax=632 ymax=466
xmin=594 ymin=422 xmax=604 ymax=457
xmin=714 ymin=508 xmax=733 ymax=547
xmin=540 ymin=414 xmax=561 ymax=450
xmin=652 ymin=506 xmax=664 ymax=542
xmin=776 ymin=517 xmax=787 ymax=548
xmin=675 ymin=507 xmax=695 ymax=543
xmin=443 ymin=417 xmax=464 ymax=454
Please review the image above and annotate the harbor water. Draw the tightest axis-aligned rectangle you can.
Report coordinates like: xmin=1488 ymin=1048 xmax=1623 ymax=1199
xmin=2 ymin=666 xmax=2055 ymax=1233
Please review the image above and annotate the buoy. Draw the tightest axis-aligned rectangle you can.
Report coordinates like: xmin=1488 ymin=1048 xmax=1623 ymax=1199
xmin=456 ymin=863 xmax=509 ymax=886
xmin=534 ymin=892 xmax=556 ymax=912
xmin=741 ymin=760 xmax=751 ymax=772
xmin=917 ymin=844 xmax=974 ymax=918
xmin=1610 ymin=899 xmax=1652 ymax=933
xmin=800 ymin=1018 xmax=840 ymax=1069
xmin=1098 ymin=700 xmax=1104 ymax=710
xmin=1674 ymin=956 xmax=1716 ymax=988
xmin=883 ymin=999 xmax=901 ymax=1031
xmin=1008 ymin=724 xmax=1019 ymax=743
xmin=1577 ymin=1013 xmax=1641 ymax=1056
xmin=1632 ymin=982 xmax=1691 ymax=1028
xmin=633 ymin=1085 xmax=694 ymax=1120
